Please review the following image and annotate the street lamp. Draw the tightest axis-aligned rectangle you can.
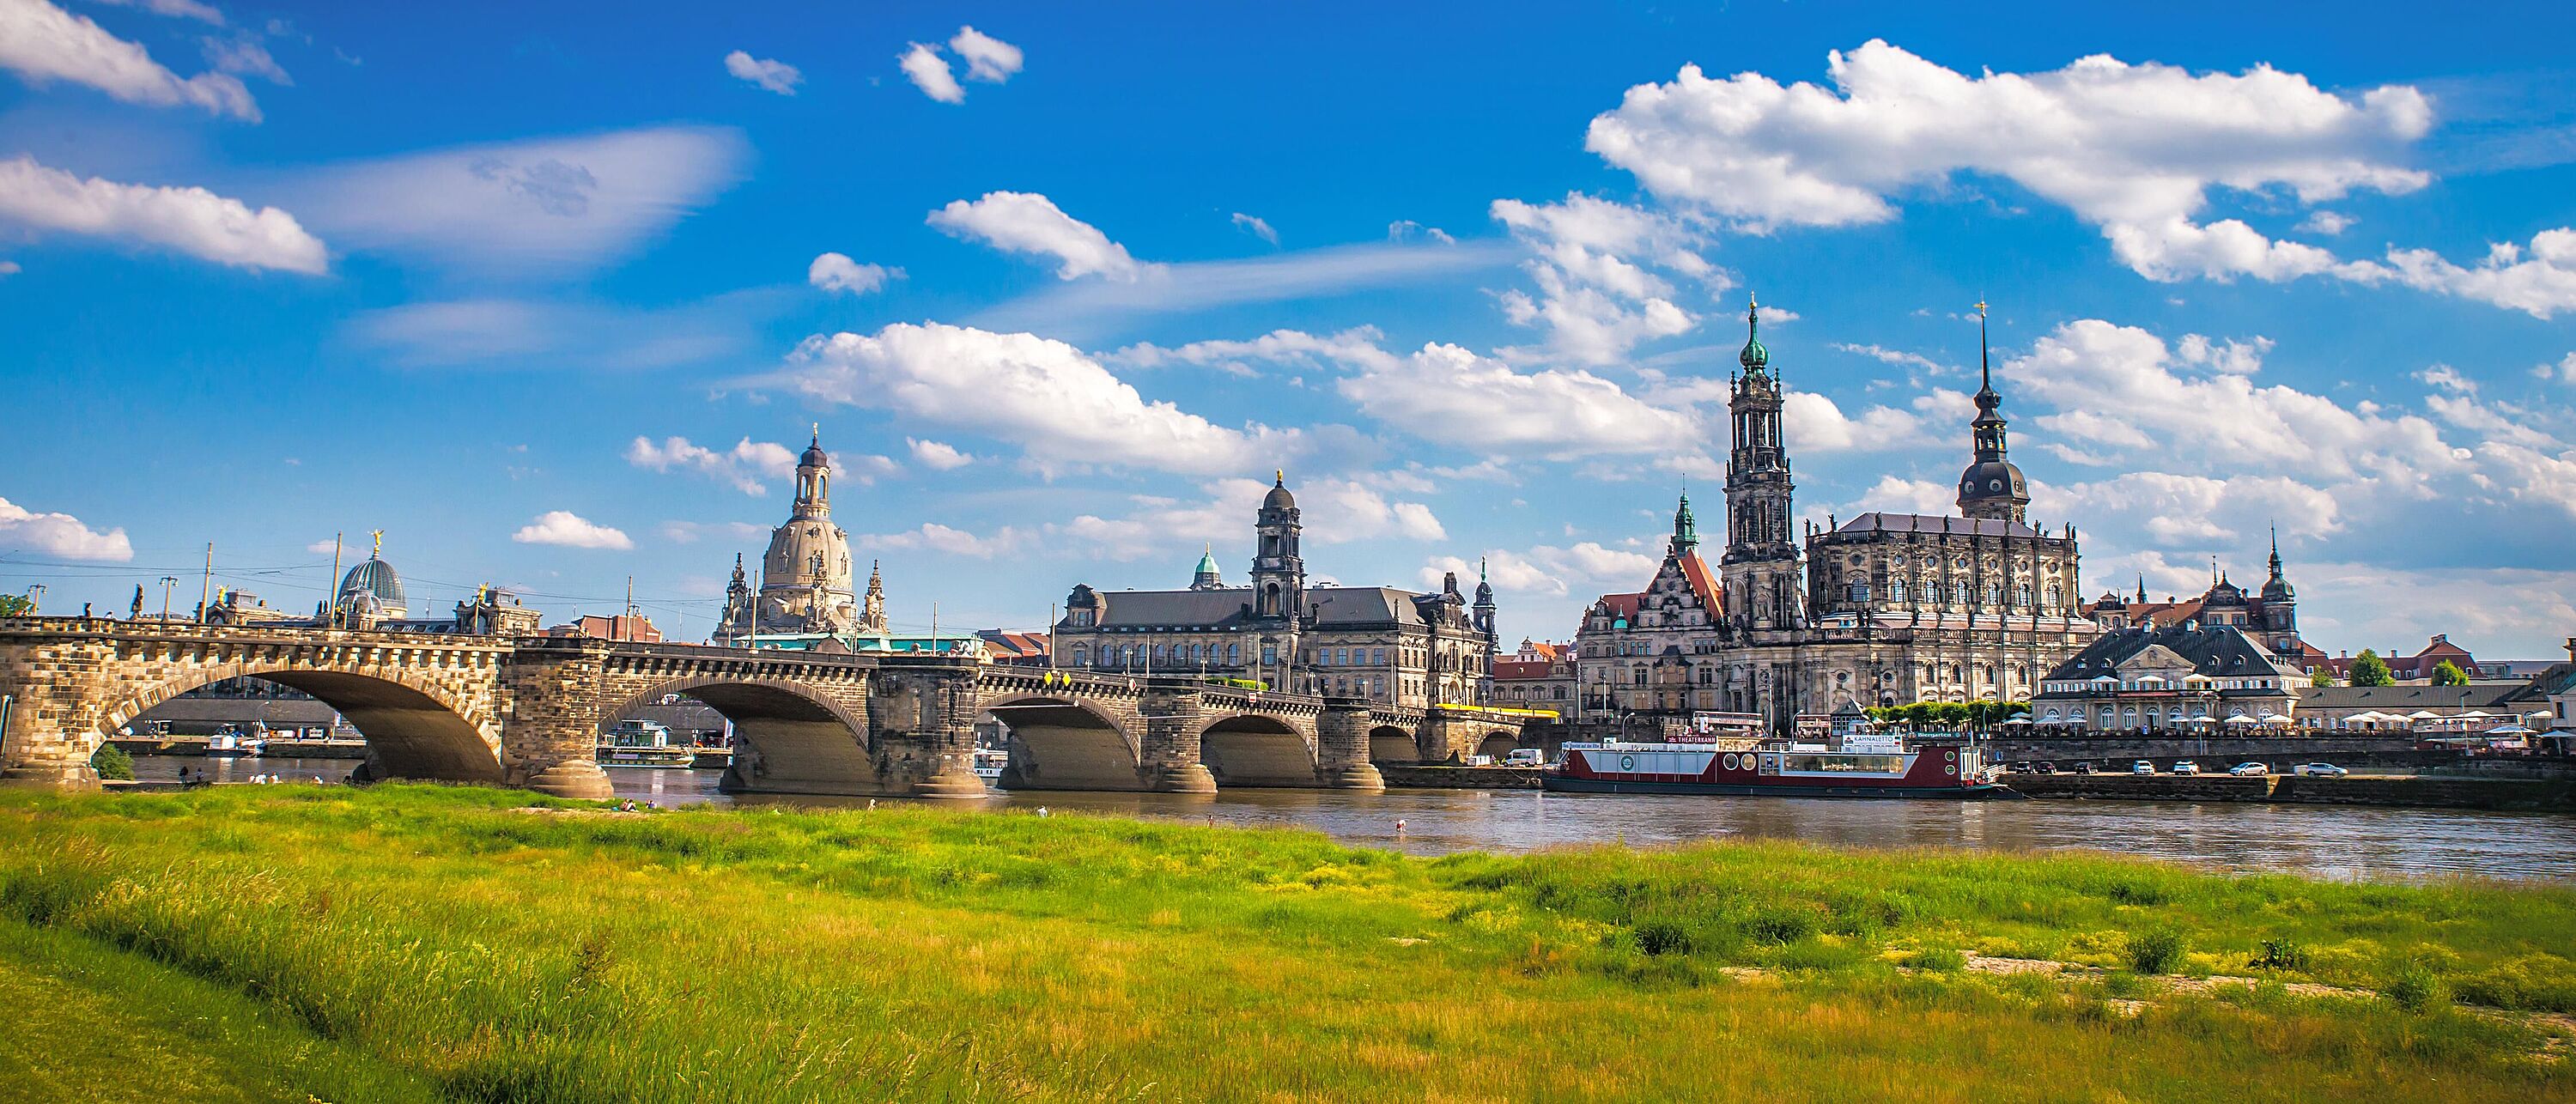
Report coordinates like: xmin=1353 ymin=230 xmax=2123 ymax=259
xmin=158 ymin=576 xmax=178 ymax=622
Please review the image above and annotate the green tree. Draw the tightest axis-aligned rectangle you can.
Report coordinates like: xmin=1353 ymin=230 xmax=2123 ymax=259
xmin=2428 ymin=659 xmax=2470 ymax=686
xmin=2350 ymin=650 xmax=2396 ymax=688
xmin=2309 ymin=668 xmax=2334 ymax=688
xmin=91 ymin=743 xmax=135 ymax=781
xmin=0 ymin=594 xmax=33 ymax=616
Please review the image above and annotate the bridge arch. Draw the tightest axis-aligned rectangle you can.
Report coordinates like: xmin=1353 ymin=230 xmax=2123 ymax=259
xmin=1473 ymin=730 xmax=1523 ymax=761
xmin=603 ymin=676 xmax=872 ymax=793
xmin=111 ymin=666 xmax=502 ymax=784
xmin=984 ymin=695 xmax=1145 ymax=791
xmin=1368 ymin=724 xmax=1418 ymax=766
xmin=1199 ymin=713 xmax=1318 ymax=787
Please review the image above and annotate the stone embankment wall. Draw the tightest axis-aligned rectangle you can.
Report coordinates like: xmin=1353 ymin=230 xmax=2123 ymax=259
xmin=1382 ymin=765 xmax=1543 ymax=789
xmin=2013 ymin=773 xmax=2576 ymax=812
xmin=1978 ymin=736 xmax=2449 ymax=768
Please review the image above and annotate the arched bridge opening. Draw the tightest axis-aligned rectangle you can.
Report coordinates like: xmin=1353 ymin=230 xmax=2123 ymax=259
xmin=119 ymin=670 xmax=502 ymax=784
xmin=1368 ymin=724 xmax=1419 ymax=766
xmin=1200 ymin=714 xmax=1317 ymax=787
xmin=1474 ymin=731 xmax=1523 ymax=761
xmin=605 ymin=679 xmax=871 ymax=796
xmin=987 ymin=696 xmax=1145 ymax=791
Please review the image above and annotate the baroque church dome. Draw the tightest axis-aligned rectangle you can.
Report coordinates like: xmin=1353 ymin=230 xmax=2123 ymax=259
xmin=337 ymin=555 xmax=407 ymax=619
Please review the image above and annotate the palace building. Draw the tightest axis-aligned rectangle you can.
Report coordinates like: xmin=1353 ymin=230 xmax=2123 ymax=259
xmin=2084 ymin=532 xmax=2323 ymax=669
xmin=1052 ymin=475 xmax=1498 ymax=707
xmin=1574 ymin=298 xmax=2101 ymax=733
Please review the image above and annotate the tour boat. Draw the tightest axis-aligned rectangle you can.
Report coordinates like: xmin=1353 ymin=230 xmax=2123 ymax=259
xmin=971 ymin=746 xmax=1009 ymax=782
xmin=204 ymin=728 xmax=264 ymax=758
xmin=596 ymin=720 xmax=696 ymax=768
xmin=1542 ymin=734 xmax=2016 ymax=798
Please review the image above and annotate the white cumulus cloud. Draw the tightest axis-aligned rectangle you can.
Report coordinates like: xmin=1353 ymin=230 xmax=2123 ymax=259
xmin=0 ymin=494 xmax=131 ymax=561
xmin=808 ymin=252 xmax=901 ymax=294
xmin=929 ymin=191 xmax=1150 ymax=282
xmin=897 ymin=42 xmax=962 ymax=103
xmin=625 ymin=435 xmax=796 ymax=495
xmin=0 ymin=0 xmax=258 ymax=118
xmin=2381 ymin=228 xmax=2576 ymax=319
xmin=1334 ymin=341 xmax=1697 ymax=458
xmin=724 ymin=50 xmax=801 ymax=95
xmin=1586 ymin=39 xmax=2429 ymax=286
xmin=906 ymin=438 xmax=974 ymax=470
xmin=775 ymin=322 xmax=1295 ymax=476
xmin=948 ymin=26 xmax=1022 ymax=83
xmin=0 ymin=155 xmax=326 ymax=272
xmin=512 ymin=511 xmax=631 ymax=550
xmin=1491 ymin=193 xmax=1716 ymax=365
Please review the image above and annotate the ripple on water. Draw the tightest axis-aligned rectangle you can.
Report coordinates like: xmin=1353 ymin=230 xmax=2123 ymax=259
xmin=131 ymin=757 xmax=2576 ymax=883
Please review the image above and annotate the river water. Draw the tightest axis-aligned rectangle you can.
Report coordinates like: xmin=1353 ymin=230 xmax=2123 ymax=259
xmin=133 ymin=755 xmax=2576 ymax=884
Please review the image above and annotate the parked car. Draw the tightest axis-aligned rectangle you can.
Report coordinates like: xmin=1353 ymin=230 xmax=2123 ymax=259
xmin=2006 ymin=761 xmax=2032 ymax=774
xmin=2071 ymin=761 xmax=2096 ymax=774
xmin=2172 ymin=761 xmax=2202 ymax=775
xmin=2293 ymin=762 xmax=2350 ymax=777
xmin=1466 ymin=755 xmax=1496 ymax=767
xmin=1503 ymin=748 xmax=1546 ymax=767
xmin=2034 ymin=761 xmax=2057 ymax=774
xmin=2229 ymin=762 xmax=2269 ymax=777
xmin=2131 ymin=761 xmax=2156 ymax=775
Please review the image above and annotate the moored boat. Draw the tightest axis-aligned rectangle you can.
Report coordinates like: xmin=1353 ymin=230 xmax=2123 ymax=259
xmin=597 ymin=719 xmax=696 ymax=768
xmin=1542 ymin=734 xmax=2016 ymax=798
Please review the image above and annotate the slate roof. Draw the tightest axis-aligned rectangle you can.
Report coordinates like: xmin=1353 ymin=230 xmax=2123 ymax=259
xmin=1832 ymin=512 xmax=2041 ymax=539
xmin=1082 ymin=585 xmax=1431 ymax=630
xmin=2041 ymin=624 xmax=2301 ymax=683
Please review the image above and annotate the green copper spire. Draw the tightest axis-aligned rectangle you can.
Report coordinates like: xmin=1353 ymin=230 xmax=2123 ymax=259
xmin=1738 ymin=293 xmax=1770 ymax=373
xmin=1674 ymin=492 xmax=1698 ymax=551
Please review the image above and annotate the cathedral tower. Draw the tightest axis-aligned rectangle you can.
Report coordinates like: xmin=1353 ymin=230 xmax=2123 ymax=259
xmin=2260 ymin=527 xmax=2299 ymax=651
xmin=1957 ymin=301 xmax=2031 ymax=523
xmin=1722 ymin=294 xmax=1803 ymax=633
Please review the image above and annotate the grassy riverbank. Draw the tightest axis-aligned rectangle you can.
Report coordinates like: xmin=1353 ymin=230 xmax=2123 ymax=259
xmin=1 ymin=786 xmax=2570 ymax=1101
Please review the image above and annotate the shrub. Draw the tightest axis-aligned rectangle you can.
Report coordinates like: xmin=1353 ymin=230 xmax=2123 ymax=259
xmin=2250 ymin=939 xmax=2312 ymax=974
xmin=1633 ymin=920 xmax=1693 ymax=957
xmin=1909 ymin=946 xmax=1966 ymax=973
xmin=90 ymin=743 xmax=135 ymax=781
xmin=2126 ymin=928 xmax=2186 ymax=974
xmin=2385 ymin=965 xmax=2446 ymax=1012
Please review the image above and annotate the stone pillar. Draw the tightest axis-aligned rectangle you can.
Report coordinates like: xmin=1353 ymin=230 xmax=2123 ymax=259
xmin=1316 ymin=698 xmax=1383 ymax=791
xmin=1419 ymin=709 xmax=1465 ymax=764
xmin=1139 ymin=685 xmax=1216 ymax=793
xmin=499 ymin=639 xmax=615 ymax=800
xmin=0 ymin=624 xmax=108 ymax=792
xmin=880 ymin=667 xmax=989 ymax=798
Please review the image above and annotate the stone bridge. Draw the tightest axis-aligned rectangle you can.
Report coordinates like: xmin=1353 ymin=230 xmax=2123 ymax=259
xmin=0 ymin=619 xmax=1535 ymax=797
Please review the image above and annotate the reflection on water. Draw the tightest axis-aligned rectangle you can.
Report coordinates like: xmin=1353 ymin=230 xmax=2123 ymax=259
xmin=133 ymin=757 xmax=2576 ymax=883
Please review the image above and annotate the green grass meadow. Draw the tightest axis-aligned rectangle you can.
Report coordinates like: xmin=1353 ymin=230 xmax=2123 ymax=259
xmin=0 ymin=785 xmax=2569 ymax=1101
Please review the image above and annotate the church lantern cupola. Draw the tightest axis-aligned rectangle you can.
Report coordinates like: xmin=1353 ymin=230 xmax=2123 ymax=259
xmin=1956 ymin=300 xmax=2031 ymax=523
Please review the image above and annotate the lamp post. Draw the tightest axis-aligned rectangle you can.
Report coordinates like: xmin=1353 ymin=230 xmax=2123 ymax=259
xmin=158 ymin=576 xmax=177 ymax=622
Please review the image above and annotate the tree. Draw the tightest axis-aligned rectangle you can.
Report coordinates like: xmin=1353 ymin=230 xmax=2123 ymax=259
xmin=91 ymin=743 xmax=135 ymax=781
xmin=2309 ymin=668 xmax=2334 ymax=688
xmin=2429 ymin=659 xmax=2470 ymax=687
xmin=2349 ymin=650 xmax=2396 ymax=688
xmin=0 ymin=594 xmax=32 ymax=617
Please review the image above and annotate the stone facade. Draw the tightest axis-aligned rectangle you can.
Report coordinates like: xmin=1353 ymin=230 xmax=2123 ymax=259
xmin=2031 ymin=624 xmax=2304 ymax=731
xmin=1052 ymin=476 xmax=1497 ymax=708
xmin=1573 ymin=300 xmax=2099 ymax=734
xmin=723 ymin=432 xmax=865 ymax=639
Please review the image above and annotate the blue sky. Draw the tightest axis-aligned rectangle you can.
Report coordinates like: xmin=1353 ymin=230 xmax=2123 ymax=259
xmin=3 ymin=0 xmax=2573 ymax=658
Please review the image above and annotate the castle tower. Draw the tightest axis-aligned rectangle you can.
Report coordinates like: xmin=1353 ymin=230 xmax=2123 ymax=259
xmin=1250 ymin=472 xmax=1305 ymax=621
xmin=2259 ymin=527 xmax=2299 ymax=652
xmin=1956 ymin=301 xmax=2031 ymax=523
xmin=1472 ymin=556 xmax=1497 ymax=638
xmin=1722 ymin=294 xmax=1802 ymax=634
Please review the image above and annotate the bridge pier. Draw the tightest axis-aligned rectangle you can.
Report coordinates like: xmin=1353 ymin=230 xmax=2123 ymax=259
xmin=1317 ymin=699 xmax=1384 ymax=791
xmin=1140 ymin=686 xmax=1218 ymax=792
xmin=870 ymin=668 xmax=989 ymax=798
xmin=501 ymin=639 xmax=618 ymax=800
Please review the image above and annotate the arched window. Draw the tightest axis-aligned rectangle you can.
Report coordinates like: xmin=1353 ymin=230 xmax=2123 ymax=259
xmin=1953 ymin=582 xmax=1971 ymax=607
xmin=2047 ymin=584 xmax=2063 ymax=609
xmin=1072 ymin=647 xmax=1089 ymax=666
xmin=1890 ymin=579 xmax=1909 ymax=602
xmin=1228 ymin=643 xmax=1241 ymax=665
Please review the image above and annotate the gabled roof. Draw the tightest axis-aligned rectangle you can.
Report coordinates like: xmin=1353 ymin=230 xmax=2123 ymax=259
xmin=1493 ymin=658 xmax=1563 ymax=682
xmin=1673 ymin=550 xmax=1721 ymax=612
xmin=1591 ymin=592 xmax=1642 ymax=620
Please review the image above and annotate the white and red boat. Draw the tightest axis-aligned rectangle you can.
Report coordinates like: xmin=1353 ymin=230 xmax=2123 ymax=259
xmin=1542 ymin=734 xmax=2016 ymax=799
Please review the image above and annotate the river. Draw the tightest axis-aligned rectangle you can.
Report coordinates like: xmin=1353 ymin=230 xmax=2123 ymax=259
xmin=133 ymin=755 xmax=2576 ymax=883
